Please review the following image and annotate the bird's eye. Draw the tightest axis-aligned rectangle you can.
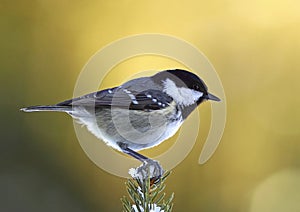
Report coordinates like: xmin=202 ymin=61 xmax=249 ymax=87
xmin=193 ymin=85 xmax=200 ymax=90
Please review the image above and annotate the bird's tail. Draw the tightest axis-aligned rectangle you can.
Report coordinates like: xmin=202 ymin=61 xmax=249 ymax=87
xmin=20 ymin=105 xmax=72 ymax=113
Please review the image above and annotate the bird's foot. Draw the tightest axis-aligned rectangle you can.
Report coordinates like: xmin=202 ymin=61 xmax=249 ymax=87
xmin=129 ymin=159 xmax=164 ymax=184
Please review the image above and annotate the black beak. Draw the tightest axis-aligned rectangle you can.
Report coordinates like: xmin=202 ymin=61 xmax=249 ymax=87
xmin=206 ymin=93 xmax=221 ymax=102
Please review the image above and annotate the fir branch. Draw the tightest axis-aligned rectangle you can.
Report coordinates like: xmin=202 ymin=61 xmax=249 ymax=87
xmin=121 ymin=162 xmax=174 ymax=212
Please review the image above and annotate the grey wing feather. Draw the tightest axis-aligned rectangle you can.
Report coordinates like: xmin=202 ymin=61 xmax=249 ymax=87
xmin=21 ymin=77 xmax=173 ymax=113
xmin=56 ymin=87 xmax=120 ymax=107
xmin=56 ymin=77 xmax=173 ymax=110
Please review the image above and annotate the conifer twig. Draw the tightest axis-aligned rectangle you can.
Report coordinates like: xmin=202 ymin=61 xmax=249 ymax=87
xmin=121 ymin=160 xmax=174 ymax=212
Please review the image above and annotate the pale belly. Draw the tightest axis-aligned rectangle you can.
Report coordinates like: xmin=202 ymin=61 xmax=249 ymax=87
xmin=73 ymin=104 xmax=182 ymax=151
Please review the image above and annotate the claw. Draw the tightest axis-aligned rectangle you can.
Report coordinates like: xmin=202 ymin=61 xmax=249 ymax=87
xmin=129 ymin=159 xmax=164 ymax=183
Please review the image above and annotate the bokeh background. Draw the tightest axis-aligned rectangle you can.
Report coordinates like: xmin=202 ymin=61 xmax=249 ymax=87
xmin=1 ymin=1 xmax=300 ymax=211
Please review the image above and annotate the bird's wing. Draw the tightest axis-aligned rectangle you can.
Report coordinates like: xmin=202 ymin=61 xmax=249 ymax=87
xmin=56 ymin=87 xmax=173 ymax=110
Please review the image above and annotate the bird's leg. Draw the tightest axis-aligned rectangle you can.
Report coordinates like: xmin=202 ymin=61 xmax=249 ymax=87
xmin=122 ymin=146 xmax=149 ymax=162
xmin=118 ymin=143 xmax=164 ymax=182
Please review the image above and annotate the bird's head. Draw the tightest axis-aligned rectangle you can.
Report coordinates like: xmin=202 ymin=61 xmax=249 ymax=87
xmin=153 ymin=69 xmax=220 ymax=107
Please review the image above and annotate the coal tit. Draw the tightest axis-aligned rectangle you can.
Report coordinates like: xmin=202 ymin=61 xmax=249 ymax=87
xmin=21 ymin=69 xmax=220 ymax=162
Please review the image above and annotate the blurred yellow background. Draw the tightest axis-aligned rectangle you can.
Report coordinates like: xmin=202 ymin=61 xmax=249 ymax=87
xmin=1 ymin=0 xmax=300 ymax=211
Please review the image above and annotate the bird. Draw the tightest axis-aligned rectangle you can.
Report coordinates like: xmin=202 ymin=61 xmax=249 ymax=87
xmin=21 ymin=69 xmax=220 ymax=163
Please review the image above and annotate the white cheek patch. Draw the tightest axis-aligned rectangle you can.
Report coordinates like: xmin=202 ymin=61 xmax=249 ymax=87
xmin=163 ymin=78 xmax=203 ymax=106
xmin=178 ymin=87 xmax=203 ymax=104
